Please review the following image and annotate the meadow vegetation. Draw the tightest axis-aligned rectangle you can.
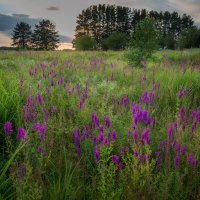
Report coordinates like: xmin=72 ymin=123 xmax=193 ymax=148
xmin=0 ymin=49 xmax=200 ymax=199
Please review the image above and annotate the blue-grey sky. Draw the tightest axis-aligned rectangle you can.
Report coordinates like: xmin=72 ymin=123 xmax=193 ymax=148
xmin=0 ymin=0 xmax=200 ymax=38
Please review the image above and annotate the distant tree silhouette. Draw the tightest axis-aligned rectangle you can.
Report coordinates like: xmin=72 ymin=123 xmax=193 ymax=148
xmin=74 ymin=4 xmax=195 ymax=49
xmin=32 ymin=19 xmax=59 ymax=50
xmin=11 ymin=22 xmax=32 ymax=49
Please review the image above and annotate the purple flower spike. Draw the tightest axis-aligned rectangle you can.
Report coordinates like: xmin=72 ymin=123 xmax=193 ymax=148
xmin=76 ymin=148 xmax=81 ymax=156
xmin=156 ymin=157 xmax=161 ymax=169
xmin=98 ymin=132 xmax=104 ymax=143
xmin=174 ymin=155 xmax=180 ymax=168
xmin=37 ymin=94 xmax=43 ymax=105
xmin=181 ymin=145 xmax=187 ymax=156
xmin=187 ymin=153 xmax=197 ymax=167
xmin=16 ymin=128 xmax=27 ymax=142
xmin=104 ymin=138 xmax=109 ymax=145
xmin=133 ymin=130 xmax=138 ymax=142
xmin=167 ymin=125 xmax=173 ymax=141
xmin=111 ymin=155 xmax=120 ymax=164
xmin=118 ymin=162 xmax=123 ymax=170
xmin=105 ymin=117 xmax=111 ymax=129
xmin=4 ymin=122 xmax=13 ymax=135
xmin=33 ymin=122 xmax=46 ymax=141
xmin=141 ymin=128 xmax=151 ymax=145
xmin=94 ymin=147 xmax=100 ymax=163
xmin=111 ymin=130 xmax=117 ymax=141
xmin=134 ymin=148 xmax=139 ymax=157
xmin=38 ymin=146 xmax=43 ymax=153
xmin=99 ymin=125 xmax=104 ymax=133
xmin=178 ymin=90 xmax=184 ymax=99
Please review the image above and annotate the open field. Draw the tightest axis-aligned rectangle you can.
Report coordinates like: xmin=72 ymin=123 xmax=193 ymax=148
xmin=0 ymin=49 xmax=200 ymax=199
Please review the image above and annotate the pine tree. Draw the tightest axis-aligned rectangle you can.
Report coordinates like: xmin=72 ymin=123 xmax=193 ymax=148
xmin=11 ymin=22 xmax=32 ymax=49
xmin=32 ymin=20 xmax=59 ymax=50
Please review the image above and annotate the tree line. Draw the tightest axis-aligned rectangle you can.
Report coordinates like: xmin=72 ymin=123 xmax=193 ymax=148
xmin=74 ymin=4 xmax=200 ymax=50
xmin=12 ymin=20 xmax=59 ymax=50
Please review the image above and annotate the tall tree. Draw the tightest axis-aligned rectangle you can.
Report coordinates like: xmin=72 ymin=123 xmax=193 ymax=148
xmin=32 ymin=19 xmax=59 ymax=50
xmin=74 ymin=4 xmax=195 ymax=49
xmin=11 ymin=22 xmax=32 ymax=49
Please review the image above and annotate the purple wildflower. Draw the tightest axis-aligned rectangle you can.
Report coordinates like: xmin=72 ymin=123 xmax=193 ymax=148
xmin=16 ymin=128 xmax=27 ymax=142
xmin=118 ymin=162 xmax=123 ymax=170
xmin=167 ymin=125 xmax=173 ymax=141
xmin=156 ymin=157 xmax=161 ymax=169
xmin=94 ymin=147 xmax=100 ymax=163
xmin=98 ymin=132 xmax=104 ymax=143
xmin=187 ymin=153 xmax=197 ymax=167
xmin=4 ymin=122 xmax=13 ymax=135
xmin=174 ymin=155 xmax=180 ymax=168
xmin=37 ymin=94 xmax=43 ymax=105
xmin=79 ymin=100 xmax=83 ymax=109
xmin=133 ymin=130 xmax=138 ymax=142
xmin=180 ymin=105 xmax=186 ymax=123
xmin=76 ymin=148 xmax=81 ymax=156
xmin=174 ymin=122 xmax=178 ymax=131
xmin=111 ymin=130 xmax=117 ymax=141
xmin=38 ymin=146 xmax=43 ymax=153
xmin=181 ymin=145 xmax=187 ymax=156
xmin=104 ymin=138 xmax=110 ymax=145
xmin=33 ymin=122 xmax=46 ymax=141
xmin=105 ymin=117 xmax=111 ymax=128
xmin=178 ymin=90 xmax=184 ymax=99
xmin=141 ymin=128 xmax=151 ymax=145
xmin=134 ymin=148 xmax=139 ymax=157
xmin=99 ymin=125 xmax=104 ymax=133
xmin=111 ymin=155 xmax=120 ymax=164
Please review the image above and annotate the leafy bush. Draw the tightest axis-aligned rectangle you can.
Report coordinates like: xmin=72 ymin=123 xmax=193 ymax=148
xmin=179 ymin=27 xmax=200 ymax=49
xmin=102 ymin=32 xmax=128 ymax=50
xmin=74 ymin=35 xmax=96 ymax=50
xmin=125 ymin=17 xmax=159 ymax=67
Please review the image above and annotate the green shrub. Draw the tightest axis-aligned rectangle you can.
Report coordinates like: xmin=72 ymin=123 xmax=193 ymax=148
xmin=102 ymin=32 xmax=128 ymax=50
xmin=125 ymin=17 xmax=159 ymax=67
xmin=74 ymin=35 xmax=96 ymax=50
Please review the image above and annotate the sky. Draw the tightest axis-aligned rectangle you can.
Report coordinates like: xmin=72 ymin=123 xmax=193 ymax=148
xmin=0 ymin=0 xmax=200 ymax=43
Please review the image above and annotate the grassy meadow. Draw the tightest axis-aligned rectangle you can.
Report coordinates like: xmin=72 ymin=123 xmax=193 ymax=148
xmin=0 ymin=49 xmax=200 ymax=199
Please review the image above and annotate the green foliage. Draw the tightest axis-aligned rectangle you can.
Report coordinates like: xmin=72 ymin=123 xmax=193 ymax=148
xmin=44 ymin=147 xmax=80 ymax=200
xmin=74 ymin=35 xmax=96 ymax=50
xmin=11 ymin=22 xmax=32 ymax=49
xmin=179 ymin=27 xmax=200 ymax=49
xmin=102 ymin=32 xmax=128 ymax=50
xmin=125 ymin=18 xmax=159 ymax=66
xmin=0 ymin=143 xmax=24 ymax=200
xmin=163 ymin=34 xmax=177 ymax=49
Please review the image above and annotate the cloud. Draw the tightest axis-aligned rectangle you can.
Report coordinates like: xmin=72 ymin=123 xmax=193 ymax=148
xmin=168 ymin=0 xmax=200 ymax=21
xmin=47 ymin=6 xmax=59 ymax=11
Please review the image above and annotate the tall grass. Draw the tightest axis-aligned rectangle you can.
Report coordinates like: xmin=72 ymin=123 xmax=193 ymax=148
xmin=0 ymin=49 xmax=199 ymax=199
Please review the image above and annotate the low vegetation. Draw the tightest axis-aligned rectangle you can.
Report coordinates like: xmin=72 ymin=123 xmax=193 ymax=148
xmin=0 ymin=49 xmax=200 ymax=199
